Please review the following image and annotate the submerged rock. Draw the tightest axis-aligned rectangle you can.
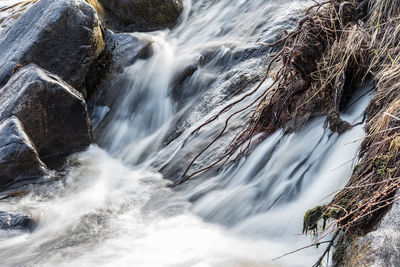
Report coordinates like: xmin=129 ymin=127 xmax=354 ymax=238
xmin=96 ymin=0 xmax=183 ymax=32
xmin=0 ymin=0 xmax=104 ymax=96
xmin=0 ymin=116 xmax=48 ymax=190
xmin=0 ymin=64 xmax=92 ymax=163
xmin=86 ymin=31 xmax=152 ymax=99
xmin=0 ymin=211 xmax=36 ymax=232
xmin=88 ymin=32 xmax=152 ymax=94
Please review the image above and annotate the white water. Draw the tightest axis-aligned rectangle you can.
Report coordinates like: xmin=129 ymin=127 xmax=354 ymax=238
xmin=0 ymin=0 xmax=373 ymax=266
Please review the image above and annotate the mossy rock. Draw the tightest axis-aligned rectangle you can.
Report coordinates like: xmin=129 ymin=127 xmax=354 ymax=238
xmin=96 ymin=0 xmax=183 ymax=32
xmin=327 ymin=110 xmax=351 ymax=134
xmin=303 ymin=206 xmax=326 ymax=234
xmin=303 ymin=205 xmax=342 ymax=234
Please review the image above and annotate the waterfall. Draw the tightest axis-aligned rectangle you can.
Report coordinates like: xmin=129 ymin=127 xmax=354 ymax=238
xmin=0 ymin=0 xmax=372 ymax=266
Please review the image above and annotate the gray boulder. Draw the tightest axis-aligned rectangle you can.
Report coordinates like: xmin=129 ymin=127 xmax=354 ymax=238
xmin=96 ymin=0 xmax=183 ymax=32
xmin=0 ymin=64 xmax=92 ymax=163
xmin=0 ymin=1 xmax=38 ymax=35
xmin=0 ymin=116 xmax=48 ymax=190
xmin=340 ymin=197 xmax=400 ymax=266
xmin=0 ymin=0 xmax=104 ymax=96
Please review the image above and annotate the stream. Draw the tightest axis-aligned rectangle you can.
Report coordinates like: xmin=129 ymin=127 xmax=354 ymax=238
xmin=0 ymin=0 xmax=373 ymax=266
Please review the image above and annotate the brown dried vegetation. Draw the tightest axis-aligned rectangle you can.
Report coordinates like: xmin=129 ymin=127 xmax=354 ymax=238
xmin=180 ymin=0 xmax=400 ymax=263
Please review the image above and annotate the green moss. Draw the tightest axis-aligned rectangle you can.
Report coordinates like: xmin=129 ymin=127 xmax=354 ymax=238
xmin=303 ymin=206 xmax=326 ymax=234
xmin=327 ymin=109 xmax=351 ymax=134
xmin=372 ymin=153 xmax=395 ymax=176
xmin=303 ymin=205 xmax=343 ymax=234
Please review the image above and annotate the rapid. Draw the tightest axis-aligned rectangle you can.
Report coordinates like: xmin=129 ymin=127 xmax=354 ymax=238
xmin=0 ymin=0 xmax=373 ymax=266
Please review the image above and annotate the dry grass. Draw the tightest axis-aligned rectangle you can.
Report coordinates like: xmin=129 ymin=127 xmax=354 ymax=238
xmin=227 ymin=0 xmax=400 ymax=243
xmin=368 ymin=0 xmax=400 ymax=24
xmin=86 ymin=0 xmax=105 ymax=17
xmin=290 ymin=1 xmax=400 ymax=264
xmin=176 ymin=0 xmax=400 ymax=263
xmin=174 ymin=3 xmax=400 ymax=262
xmin=177 ymin=0 xmax=368 ymax=183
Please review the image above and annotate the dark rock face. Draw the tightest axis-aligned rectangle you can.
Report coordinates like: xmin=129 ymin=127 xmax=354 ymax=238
xmin=104 ymin=32 xmax=152 ymax=74
xmin=97 ymin=0 xmax=183 ymax=32
xmin=89 ymin=32 xmax=151 ymax=107
xmin=0 ymin=0 xmax=104 ymax=96
xmin=85 ymin=30 xmax=151 ymax=99
xmin=89 ymin=33 xmax=152 ymax=135
xmin=0 ymin=211 xmax=37 ymax=232
xmin=0 ymin=116 xmax=48 ymax=190
xmin=0 ymin=64 xmax=92 ymax=163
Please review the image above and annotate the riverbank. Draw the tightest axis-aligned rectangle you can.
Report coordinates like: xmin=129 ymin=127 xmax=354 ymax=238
xmin=179 ymin=0 xmax=400 ymax=264
xmin=239 ymin=0 xmax=400 ymax=265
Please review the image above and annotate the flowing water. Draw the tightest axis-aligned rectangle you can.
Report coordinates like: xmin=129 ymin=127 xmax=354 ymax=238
xmin=0 ymin=0 xmax=373 ymax=266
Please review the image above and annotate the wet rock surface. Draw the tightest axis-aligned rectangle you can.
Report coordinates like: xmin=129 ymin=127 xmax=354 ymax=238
xmin=0 ymin=0 xmax=107 ymax=192
xmin=0 ymin=0 xmax=104 ymax=96
xmin=103 ymin=32 xmax=152 ymax=74
xmin=0 ymin=211 xmax=36 ymax=232
xmin=89 ymin=33 xmax=151 ymax=133
xmin=0 ymin=64 xmax=92 ymax=164
xmin=0 ymin=0 xmax=39 ymax=35
xmin=0 ymin=116 xmax=47 ymax=191
xmin=97 ymin=0 xmax=183 ymax=32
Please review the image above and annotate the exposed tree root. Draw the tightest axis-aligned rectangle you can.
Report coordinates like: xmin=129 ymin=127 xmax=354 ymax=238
xmin=178 ymin=0 xmax=368 ymax=181
xmin=176 ymin=0 xmax=400 ymax=264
